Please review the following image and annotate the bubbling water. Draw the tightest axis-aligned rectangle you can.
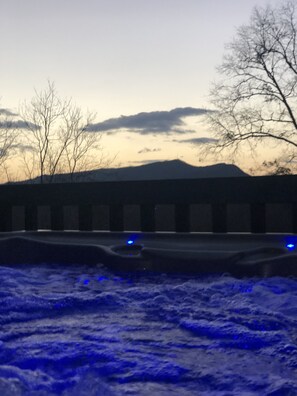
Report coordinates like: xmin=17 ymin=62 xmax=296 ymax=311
xmin=0 ymin=263 xmax=296 ymax=395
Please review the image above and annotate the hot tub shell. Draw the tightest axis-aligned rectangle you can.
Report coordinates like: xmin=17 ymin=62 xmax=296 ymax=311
xmin=0 ymin=231 xmax=296 ymax=277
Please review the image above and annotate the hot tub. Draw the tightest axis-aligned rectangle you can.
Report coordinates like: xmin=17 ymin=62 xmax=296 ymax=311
xmin=0 ymin=232 xmax=296 ymax=395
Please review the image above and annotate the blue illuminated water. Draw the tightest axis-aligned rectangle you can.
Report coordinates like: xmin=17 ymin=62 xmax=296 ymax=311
xmin=0 ymin=263 xmax=297 ymax=395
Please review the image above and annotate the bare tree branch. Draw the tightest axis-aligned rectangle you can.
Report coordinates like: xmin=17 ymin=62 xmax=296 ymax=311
xmin=0 ymin=112 xmax=17 ymax=178
xmin=206 ymin=1 xmax=297 ymax=172
xmin=19 ymin=81 xmax=106 ymax=183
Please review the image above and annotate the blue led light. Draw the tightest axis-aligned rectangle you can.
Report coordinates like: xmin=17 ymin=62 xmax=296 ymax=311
xmin=127 ymin=240 xmax=134 ymax=245
xmin=286 ymin=243 xmax=295 ymax=250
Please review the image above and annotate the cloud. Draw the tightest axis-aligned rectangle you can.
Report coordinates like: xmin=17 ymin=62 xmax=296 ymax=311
xmin=0 ymin=120 xmax=40 ymax=130
xmin=16 ymin=143 xmax=36 ymax=153
xmin=138 ymin=147 xmax=162 ymax=154
xmin=87 ymin=107 xmax=209 ymax=135
xmin=174 ymin=137 xmax=219 ymax=145
xmin=0 ymin=108 xmax=17 ymax=117
xmin=128 ymin=159 xmax=165 ymax=166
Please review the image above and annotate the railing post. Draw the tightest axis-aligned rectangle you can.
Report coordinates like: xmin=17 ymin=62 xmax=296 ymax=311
xmin=79 ymin=205 xmax=93 ymax=231
xmin=0 ymin=205 xmax=12 ymax=231
xmin=51 ymin=205 xmax=64 ymax=231
xmin=175 ymin=204 xmax=190 ymax=232
xmin=292 ymin=203 xmax=297 ymax=233
xmin=110 ymin=205 xmax=124 ymax=231
xmin=251 ymin=203 xmax=266 ymax=233
xmin=212 ymin=203 xmax=227 ymax=233
xmin=140 ymin=204 xmax=155 ymax=232
xmin=25 ymin=205 xmax=38 ymax=231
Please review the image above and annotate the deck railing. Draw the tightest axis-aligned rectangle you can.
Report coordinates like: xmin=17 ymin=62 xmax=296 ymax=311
xmin=0 ymin=175 xmax=297 ymax=233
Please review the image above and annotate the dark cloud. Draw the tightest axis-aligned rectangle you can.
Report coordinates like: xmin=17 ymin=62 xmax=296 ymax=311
xmin=87 ymin=107 xmax=209 ymax=135
xmin=128 ymin=159 xmax=165 ymax=166
xmin=16 ymin=144 xmax=35 ymax=152
xmin=0 ymin=109 xmax=40 ymax=130
xmin=174 ymin=137 xmax=219 ymax=145
xmin=138 ymin=147 xmax=162 ymax=154
xmin=0 ymin=108 xmax=17 ymax=117
xmin=0 ymin=120 xmax=40 ymax=130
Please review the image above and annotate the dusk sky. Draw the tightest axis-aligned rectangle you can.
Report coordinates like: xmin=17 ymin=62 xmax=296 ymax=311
xmin=0 ymin=0 xmax=280 ymax=172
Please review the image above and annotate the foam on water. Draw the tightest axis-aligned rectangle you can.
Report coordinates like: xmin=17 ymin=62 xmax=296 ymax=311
xmin=0 ymin=263 xmax=296 ymax=395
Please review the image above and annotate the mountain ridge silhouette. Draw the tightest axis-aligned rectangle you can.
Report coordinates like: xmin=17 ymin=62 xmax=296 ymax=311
xmin=16 ymin=159 xmax=249 ymax=183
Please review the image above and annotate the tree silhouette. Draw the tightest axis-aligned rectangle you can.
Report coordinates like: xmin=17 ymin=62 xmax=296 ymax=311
xmin=20 ymin=81 xmax=105 ymax=183
xmin=207 ymin=1 xmax=297 ymax=170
